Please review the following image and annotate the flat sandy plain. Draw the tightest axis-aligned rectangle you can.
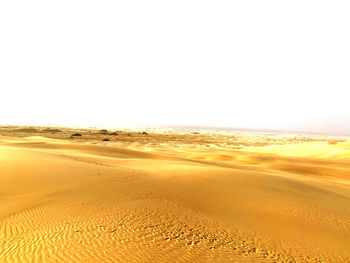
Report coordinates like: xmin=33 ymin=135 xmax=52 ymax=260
xmin=0 ymin=126 xmax=350 ymax=263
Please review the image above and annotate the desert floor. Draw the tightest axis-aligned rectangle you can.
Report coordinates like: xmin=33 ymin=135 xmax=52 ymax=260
xmin=0 ymin=126 xmax=350 ymax=263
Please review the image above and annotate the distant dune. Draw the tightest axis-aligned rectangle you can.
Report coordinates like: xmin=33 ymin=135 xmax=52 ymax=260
xmin=0 ymin=127 xmax=350 ymax=262
xmin=149 ymin=124 xmax=350 ymax=137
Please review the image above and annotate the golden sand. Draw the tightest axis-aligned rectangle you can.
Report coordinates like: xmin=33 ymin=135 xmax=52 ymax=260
xmin=0 ymin=127 xmax=349 ymax=262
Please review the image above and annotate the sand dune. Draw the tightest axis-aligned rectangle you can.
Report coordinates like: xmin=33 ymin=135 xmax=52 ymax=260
xmin=0 ymin=130 xmax=350 ymax=262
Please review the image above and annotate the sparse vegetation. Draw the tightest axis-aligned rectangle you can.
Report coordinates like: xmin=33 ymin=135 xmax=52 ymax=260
xmin=44 ymin=128 xmax=62 ymax=133
xmin=17 ymin=128 xmax=39 ymax=132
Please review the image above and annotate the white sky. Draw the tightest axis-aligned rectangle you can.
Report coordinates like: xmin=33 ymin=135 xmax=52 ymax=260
xmin=0 ymin=1 xmax=349 ymax=133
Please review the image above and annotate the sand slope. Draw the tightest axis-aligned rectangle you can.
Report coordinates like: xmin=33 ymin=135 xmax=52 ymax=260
xmin=0 ymin=134 xmax=350 ymax=262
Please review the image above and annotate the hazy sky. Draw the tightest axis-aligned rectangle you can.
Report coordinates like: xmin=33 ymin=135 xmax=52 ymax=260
xmin=1 ymin=1 xmax=349 ymax=134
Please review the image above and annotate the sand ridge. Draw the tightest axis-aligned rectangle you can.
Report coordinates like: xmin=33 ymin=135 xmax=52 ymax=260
xmin=0 ymin=128 xmax=350 ymax=262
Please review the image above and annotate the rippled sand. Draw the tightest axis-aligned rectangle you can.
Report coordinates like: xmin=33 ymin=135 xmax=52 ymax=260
xmin=0 ymin=127 xmax=350 ymax=262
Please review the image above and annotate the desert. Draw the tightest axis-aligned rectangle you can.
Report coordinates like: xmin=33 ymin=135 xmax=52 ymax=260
xmin=2 ymin=0 xmax=350 ymax=262
xmin=0 ymin=126 xmax=349 ymax=262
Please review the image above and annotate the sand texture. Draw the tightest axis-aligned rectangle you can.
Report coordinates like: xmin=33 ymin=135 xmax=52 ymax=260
xmin=0 ymin=127 xmax=350 ymax=262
